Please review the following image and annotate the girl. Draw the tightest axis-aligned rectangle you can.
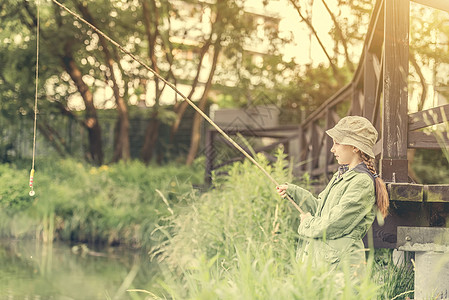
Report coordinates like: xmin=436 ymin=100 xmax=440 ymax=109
xmin=276 ymin=116 xmax=389 ymax=278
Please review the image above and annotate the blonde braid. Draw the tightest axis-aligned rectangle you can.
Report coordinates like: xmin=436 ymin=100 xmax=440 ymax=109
xmin=361 ymin=152 xmax=377 ymax=176
xmin=360 ymin=151 xmax=389 ymax=218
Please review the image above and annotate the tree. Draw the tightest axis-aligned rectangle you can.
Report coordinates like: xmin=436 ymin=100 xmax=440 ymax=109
xmin=1 ymin=0 xmax=141 ymax=164
xmin=73 ymin=0 xmax=131 ymax=162
xmin=135 ymin=0 xmax=293 ymax=164
xmin=0 ymin=0 xmax=108 ymax=164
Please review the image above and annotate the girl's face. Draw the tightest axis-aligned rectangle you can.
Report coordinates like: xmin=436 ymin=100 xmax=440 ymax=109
xmin=330 ymin=140 xmax=360 ymax=167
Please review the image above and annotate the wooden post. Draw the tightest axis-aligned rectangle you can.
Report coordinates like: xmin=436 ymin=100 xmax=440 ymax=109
xmin=363 ymin=51 xmax=377 ymax=121
xmin=307 ymin=124 xmax=314 ymax=174
xmin=352 ymin=85 xmax=363 ymax=116
xmin=298 ymin=125 xmax=307 ymax=171
xmin=380 ymin=0 xmax=409 ymax=182
xmin=204 ymin=129 xmax=214 ymax=185
xmin=311 ymin=122 xmax=321 ymax=172
xmin=324 ymin=108 xmax=336 ymax=178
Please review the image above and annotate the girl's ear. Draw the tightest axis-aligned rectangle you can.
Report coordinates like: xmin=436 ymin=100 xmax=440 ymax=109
xmin=352 ymin=147 xmax=360 ymax=153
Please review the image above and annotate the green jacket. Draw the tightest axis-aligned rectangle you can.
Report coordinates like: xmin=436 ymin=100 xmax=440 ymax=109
xmin=286 ymin=163 xmax=376 ymax=275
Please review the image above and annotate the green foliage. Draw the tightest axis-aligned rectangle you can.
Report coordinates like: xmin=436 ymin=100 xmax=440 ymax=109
xmin=0 ymin=159 xmax=202 ymax=248
xmin=151 ymin=149 xmax=294 ymax=265
xmin=372 ymin=249 xmax=414 ymax=300
xmin=0 ymin=165 xmax=32 ymax=213
xmin=411 ymin=148 xmax=449 ymax=184
xmin=1 ymin=153 xmax=418 ymax=299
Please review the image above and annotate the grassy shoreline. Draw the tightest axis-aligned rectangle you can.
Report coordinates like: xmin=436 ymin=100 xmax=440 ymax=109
xmin=1 ymin=154 xmax=415 ymax=299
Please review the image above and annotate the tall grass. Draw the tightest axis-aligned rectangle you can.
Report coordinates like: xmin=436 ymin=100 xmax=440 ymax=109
xmin=147 ymin=150 xmax=407 ymax=299
xmin=1 ymin=153 xmax=416 ymax=299
xmin=372 ymin=249 xmax=414 ymax=300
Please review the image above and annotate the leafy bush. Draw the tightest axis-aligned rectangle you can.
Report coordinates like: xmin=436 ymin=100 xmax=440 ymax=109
xmin=0 ymin=159 xmax=202 ymax=248
xmin=0 ymin=164 xmax=32 ymax=213
xmin=411 ymin=148 xmax=449 ymax=184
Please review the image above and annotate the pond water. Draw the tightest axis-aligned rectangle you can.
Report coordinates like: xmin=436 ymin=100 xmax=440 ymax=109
xmin=0 ymin=239 xmax=159 ymax=300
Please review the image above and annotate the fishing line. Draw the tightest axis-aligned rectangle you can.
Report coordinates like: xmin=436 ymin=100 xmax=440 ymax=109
xmin=29 ymin=0 xmax=40 ymax=197
xmin=50 ymin=0 xmax=304 ymax=214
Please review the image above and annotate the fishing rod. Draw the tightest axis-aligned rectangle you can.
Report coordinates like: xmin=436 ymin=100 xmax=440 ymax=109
xmin=50 ymin=0 xmax=304 ymax=214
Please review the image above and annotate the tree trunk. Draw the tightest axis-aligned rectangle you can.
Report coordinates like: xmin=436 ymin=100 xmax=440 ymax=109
xmin=289 ymin=0 xmax=344 ymax=85
xmin=170 ymin=37 xmax=214 ymax=142
xmin=321 ymin=0 xmax=355 ymax=72
xmin=140 ymin=0 xmax=163 ymax=163
xmin=36 ymin=121 xmax=67 ymax=158
xmin=141 ymin=112 xmax=160 ymax=164
xmin=186 ymin=44 xmax=221 ymax=165
xmin=75 ymin=1 xmax=130 ymax=162
xmin=61 ymin=42 xmax=103 ymax=165
xmin=112 ymin=108 xmax=130 ymax=162
xmin=141 ymin=0 xmax=162 ymax=101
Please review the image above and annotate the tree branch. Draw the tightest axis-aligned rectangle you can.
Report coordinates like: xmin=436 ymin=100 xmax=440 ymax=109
xmin=409 ymin=51 xmax=427 ymax=111
xmin=321 ymin=0 xmax=354 ymax=72
xmin=289 ymin=0 xmax=343 ymax=84
xmin=141 ymin=0 xmax=162 ymax=103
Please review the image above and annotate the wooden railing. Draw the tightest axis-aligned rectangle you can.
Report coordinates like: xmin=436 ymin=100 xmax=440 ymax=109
xmin=299 ymin=0 xmax=449 ymax=184
xmin=204 ymin=0 xmax=449 ymax=248
xmin=297 ymin=0 xmax=449 ymax=248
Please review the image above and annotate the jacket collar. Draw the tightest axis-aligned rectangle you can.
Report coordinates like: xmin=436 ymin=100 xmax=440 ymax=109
xmin=335 ymin=162 xmax=375 ymax=182
xmin=333 ymin=162 xmax=377 ymax=194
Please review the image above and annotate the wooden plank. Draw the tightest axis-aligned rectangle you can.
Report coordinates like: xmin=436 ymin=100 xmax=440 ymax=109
xmin=409 ymin=104 xmax=449 ymax=131
xmin=204 ymin=130 xmax=215 ymax=185
xmin=307 ymin=124 xmax=314 ymax=174
xmin=325 ymin=108 xmax=337 ymax=168
xmin=387 ymin=183 xmax=449 ymax=203
xmin=388 ymin=183 xmax=449 ymax=203
xmin=381 ymin=159 xmax=408 ymax=182
xmin=372 ymin=52 xmax=382 ymax=81
xmin=380 ymin=0 xmax=409 ymax=182
xmin=372 ymin=48 xmax=384 ymax=127
xmin=388 ymin=182 xmax=424 ymax=202
xmin=209 ymin=125 xmax=301 ymax=135
xmin=352 ymin=86 xmax=363 ymax=116
xmin=363 ymin=52 xmax=377 ymax=120
xmin=353 ymin=62 xmax=364 ymax=89
xmin=212 ymin=157 xmax=244 ymax=170
xmin=426 ymin=185 xmax=449 ymax=202
xmin=298 ymin=126 xmax=307 ymax=171
xmin=214 ymin=135 xmax=292 ymax=154
xmin=350 ymin=0 xmax=383 ymax=91
xmin=211 ymin=136 xmax=293 ymax=170
xmin=365 ymin=0 xmax=385 ymax=54
xmin=311 ymin=122 xmax=321 ymax=169
xmin=364 ymin=201 xmax=430 ymax=249
xmin=408 ymin=131 xmax=449 ymax=149
xmin=302 ymin=83 xmax=352 ymax=126
xmin=411 ymin=0 xmax=449 ymax=13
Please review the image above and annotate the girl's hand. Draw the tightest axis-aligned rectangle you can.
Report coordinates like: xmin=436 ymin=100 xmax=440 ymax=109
xmin=276 ymin=184 xmax=288 ymax=198
xmin=300 ymin=212 xmax=312 ymax=222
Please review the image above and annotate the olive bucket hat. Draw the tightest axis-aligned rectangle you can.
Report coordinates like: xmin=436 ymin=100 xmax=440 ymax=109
xmin=326 ymin=116 xmax=378 ymax=158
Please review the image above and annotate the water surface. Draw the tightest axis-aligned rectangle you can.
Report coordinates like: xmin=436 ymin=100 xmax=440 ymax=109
xmin=0 ymin=239 xmax=157 ymax=300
